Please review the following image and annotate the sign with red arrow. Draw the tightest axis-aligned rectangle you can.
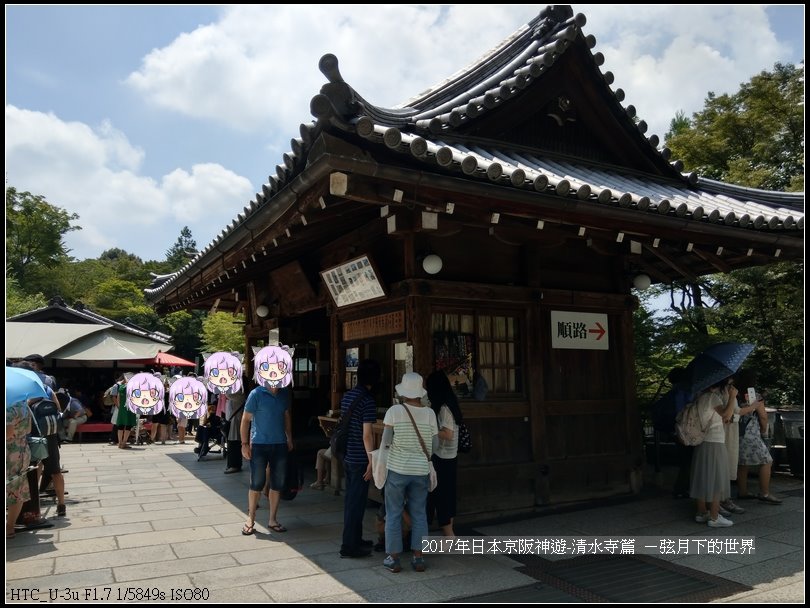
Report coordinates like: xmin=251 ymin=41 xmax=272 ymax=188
xmin=550 ymin=311 xmax=610 ymax=350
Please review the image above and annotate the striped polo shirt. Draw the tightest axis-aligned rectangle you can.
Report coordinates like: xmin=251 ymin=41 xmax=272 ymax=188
xmin=340 ymin=386 xmax=377 ymax=465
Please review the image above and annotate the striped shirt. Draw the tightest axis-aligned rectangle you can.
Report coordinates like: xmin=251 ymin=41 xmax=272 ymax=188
xmin=384 ymin=403 xmax=438 ymax=476
xmin=340 ymin=386 xmax=377 ymax=465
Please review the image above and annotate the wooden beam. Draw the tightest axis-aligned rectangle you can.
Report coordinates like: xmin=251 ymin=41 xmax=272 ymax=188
xmin=691 ymin=246 xmax=733 ymax=274
xmin=330 ymin=172 xmax=398 ymax=207
xmin=643 ymin=244 xmax=698 ymax=282
xmin=634 ymin=258 xmax=671 ymax=284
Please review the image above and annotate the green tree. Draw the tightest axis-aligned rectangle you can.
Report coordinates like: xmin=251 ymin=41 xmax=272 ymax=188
xmin=6 ymin=187 xmax=81 ymax=285
xmin=6 ymin=276 xmax=47 ymax=317
xmin=160 ymin=310 xmax=205 ymax=362
xmin=704 ymin=262 xmax=804 ymax=405
xmin=98 ymin=248 xmax=152 ymax=284
xmin=637 ymin=62 xmax=806 ymax=405
xmin=165 ymin=226 xmax=197 ymax=271
xmin=201 ymin=312 xmax=245 ymax=353
xmin=665 ymin=62 xmax=804 ymax=191
xmin=31 ymin=258 xmax=116 ymax=302
xmin=85 ymin=278 xmax=157 ymax=326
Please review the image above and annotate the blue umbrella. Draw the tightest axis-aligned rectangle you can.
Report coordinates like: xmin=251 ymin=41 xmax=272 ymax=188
xmin=683 ymin=342 xmax=754 ymax=396
xmin=5 ymin=366 xmax=49 ymax=407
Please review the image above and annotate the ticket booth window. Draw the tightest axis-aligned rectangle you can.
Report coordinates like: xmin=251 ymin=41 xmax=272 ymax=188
xmin=432 ymin=311 xmax=522 ymax=397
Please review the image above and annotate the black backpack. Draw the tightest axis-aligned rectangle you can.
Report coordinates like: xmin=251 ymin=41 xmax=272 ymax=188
xmin=33 ymin=398 xmax=60 ymax=437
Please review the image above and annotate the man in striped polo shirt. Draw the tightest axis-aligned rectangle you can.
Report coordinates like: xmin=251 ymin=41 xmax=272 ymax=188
xmin=339 ymin=359 xmax=381 ymax=558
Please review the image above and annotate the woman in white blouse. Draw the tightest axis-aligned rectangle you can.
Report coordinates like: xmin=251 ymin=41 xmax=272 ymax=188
xmin=426 ymin=371 xmax=463 ymax=537
xmin=690 ymin=378 xmax=738 ymax=527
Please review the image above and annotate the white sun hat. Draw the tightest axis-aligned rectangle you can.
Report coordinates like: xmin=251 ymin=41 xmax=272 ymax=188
xmin=395 ymin=372 xmax=427 ymax=399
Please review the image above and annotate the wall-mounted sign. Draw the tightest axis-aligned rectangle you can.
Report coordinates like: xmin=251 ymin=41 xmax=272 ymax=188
xmin=343 ymin=311 xmax=405 ymax=341
xmin=550 ymin=311 xmax=609 ymax=350
xmin=321 ymin=255 xmax=386 ymax=308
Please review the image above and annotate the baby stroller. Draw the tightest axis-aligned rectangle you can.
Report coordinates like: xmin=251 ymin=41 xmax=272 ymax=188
xmin=194 ymin=416 xmax=225 ymax=461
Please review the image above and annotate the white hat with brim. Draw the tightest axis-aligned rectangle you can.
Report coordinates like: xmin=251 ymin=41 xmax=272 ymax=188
xmin=395 ymin=372 xmax=427 ymax=399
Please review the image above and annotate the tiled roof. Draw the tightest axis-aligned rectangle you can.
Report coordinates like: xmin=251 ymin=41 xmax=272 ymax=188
xmin=8 ymin=297 xmax=172 ymax=344
xmin=311 ymin=5 xmax=678 ymax=178
xmin=352 ymin=122 xmax=804 ymax=230
xmin=146 ymin=4 xmax=804 ymax=302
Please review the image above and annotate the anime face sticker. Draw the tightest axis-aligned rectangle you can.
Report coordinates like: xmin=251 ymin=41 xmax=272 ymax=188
xmin=168 ymin=376 xmax=208 ymax=420
xmin=253 ymin=345 xmax=293 ymax=390
xmin=203 ymin=352 xmax=243 ymax=395
xmin=126 ymin=372 xmax=165 ymax=415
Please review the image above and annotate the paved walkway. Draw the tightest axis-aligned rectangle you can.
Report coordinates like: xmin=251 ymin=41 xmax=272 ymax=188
xmin=5 ymin=442 xmax=804 ymax=603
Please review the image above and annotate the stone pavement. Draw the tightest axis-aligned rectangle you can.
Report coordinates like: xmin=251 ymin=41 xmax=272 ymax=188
xmin=5 ymin=442 xmax=804 ymax=603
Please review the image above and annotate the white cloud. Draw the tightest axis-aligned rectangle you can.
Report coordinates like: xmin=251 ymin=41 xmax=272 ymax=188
xmin=127 ymin=5 xmax=791 ymax=142
xmin=574 ymin=5 xmax=790 ymax=138
xmin=5 ymin=105 xmax=253 ymax=260
xmin=125 ymin=5 xmax=539 ymax=132
xmin=162 ymin=163 xmax=253 ymax=222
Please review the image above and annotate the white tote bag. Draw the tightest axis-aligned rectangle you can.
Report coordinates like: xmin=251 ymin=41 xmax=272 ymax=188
xmin=371 ymin=447 xmax=389 ymax=489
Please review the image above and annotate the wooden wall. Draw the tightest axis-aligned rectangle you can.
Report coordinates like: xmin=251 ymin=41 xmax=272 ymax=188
xmin=317 ymin=216 xmax=640 ymax=515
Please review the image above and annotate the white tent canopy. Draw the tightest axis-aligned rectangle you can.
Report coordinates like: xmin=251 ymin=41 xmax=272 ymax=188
xmin=5 ymin=322 xmax=170 ymax=361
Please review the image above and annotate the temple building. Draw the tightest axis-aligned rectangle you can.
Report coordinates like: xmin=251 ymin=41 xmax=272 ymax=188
xmin=146 ymin=5 xmax=803 ymax=514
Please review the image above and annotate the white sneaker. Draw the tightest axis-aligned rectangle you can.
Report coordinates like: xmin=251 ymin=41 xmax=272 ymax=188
xmin=694 ymin=512 xmax=710 ymax=523
xmin=708 ymin=514 xmax=734 ymax=527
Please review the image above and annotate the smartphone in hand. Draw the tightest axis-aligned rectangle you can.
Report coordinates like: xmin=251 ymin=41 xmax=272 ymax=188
xmin=747 ymin=387 xmax=757 ymax=405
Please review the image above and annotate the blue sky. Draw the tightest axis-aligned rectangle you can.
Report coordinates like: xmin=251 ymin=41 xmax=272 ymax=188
xmin=6 ymin=5 xmax=804 ymax=262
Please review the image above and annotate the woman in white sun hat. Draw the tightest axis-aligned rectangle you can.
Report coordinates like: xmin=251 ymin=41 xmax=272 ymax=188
xmin=380 ymin=372 xmax=439 ymax=574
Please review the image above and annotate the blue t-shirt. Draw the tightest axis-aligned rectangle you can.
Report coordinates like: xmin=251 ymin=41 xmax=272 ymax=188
xmin=245 ymin=386 xmax=290 ymax=445
xmin=340 ymin=386 xmax=377 ymax=465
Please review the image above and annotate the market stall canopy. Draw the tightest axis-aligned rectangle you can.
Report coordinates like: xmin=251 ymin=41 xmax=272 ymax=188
xmin=125 ymin=352 xmax=196 ymax=368
xmin=5 ymin=322 xmax=170 ymax=362
xmin=5 ymin=322 xmax=108 ymax=358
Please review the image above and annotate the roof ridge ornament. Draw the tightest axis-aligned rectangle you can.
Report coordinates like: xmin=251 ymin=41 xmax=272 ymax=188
xmin=319 ymin=53 xmax=344 ymax=84
xmin=533 ymin=5 xmax=575 ymax=38
xmin=312 ymin=53 xmax=358 ymax=120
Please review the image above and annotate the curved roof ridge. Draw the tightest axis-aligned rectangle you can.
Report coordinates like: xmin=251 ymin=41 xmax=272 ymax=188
xmin=401 ymin=7 xmax=581 ymax=113
xmin=697 ymin=177 xmax=804 ymax=210
xmin=311 ymin=6 xmax=579 ymax=126
xmin=310 ymin=5 xmax=689 ymax=181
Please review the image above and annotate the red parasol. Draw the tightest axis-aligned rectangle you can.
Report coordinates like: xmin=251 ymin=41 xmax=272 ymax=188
xmin=126 ymin=352 xmax=197 ymax=368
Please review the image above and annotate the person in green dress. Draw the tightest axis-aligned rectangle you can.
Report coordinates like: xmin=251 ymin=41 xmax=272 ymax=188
xmin=117 ymin=382 xmax=137 ymax=449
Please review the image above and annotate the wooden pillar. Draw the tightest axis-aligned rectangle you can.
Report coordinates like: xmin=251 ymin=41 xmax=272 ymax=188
xmin=410 ymin=295 xmax=431 ymax=376
xmin=620 ymin=302 xmax=643 ymax=493
xmin=330 ymin=309 xmax=341 ymax=410
xmin=528 ymin=302 xmax=550 ymax=504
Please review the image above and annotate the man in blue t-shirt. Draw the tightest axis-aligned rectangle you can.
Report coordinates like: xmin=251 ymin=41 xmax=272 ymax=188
xmin=240 ymin=384 xmax=292 ymax=535
xmin=339 ymin=359 xmax=381 ymax=558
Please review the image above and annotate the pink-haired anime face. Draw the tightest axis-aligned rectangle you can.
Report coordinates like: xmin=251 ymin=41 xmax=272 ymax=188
xmin=168 ymin=377 xmax=208 ymax=419
xmin=126 ymin=373 xmax=165 ymax=415
xmin=204 ymin=352 xmax=243 ymax=394
xmin=253 ymin=345 xmax=293 ymax=389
